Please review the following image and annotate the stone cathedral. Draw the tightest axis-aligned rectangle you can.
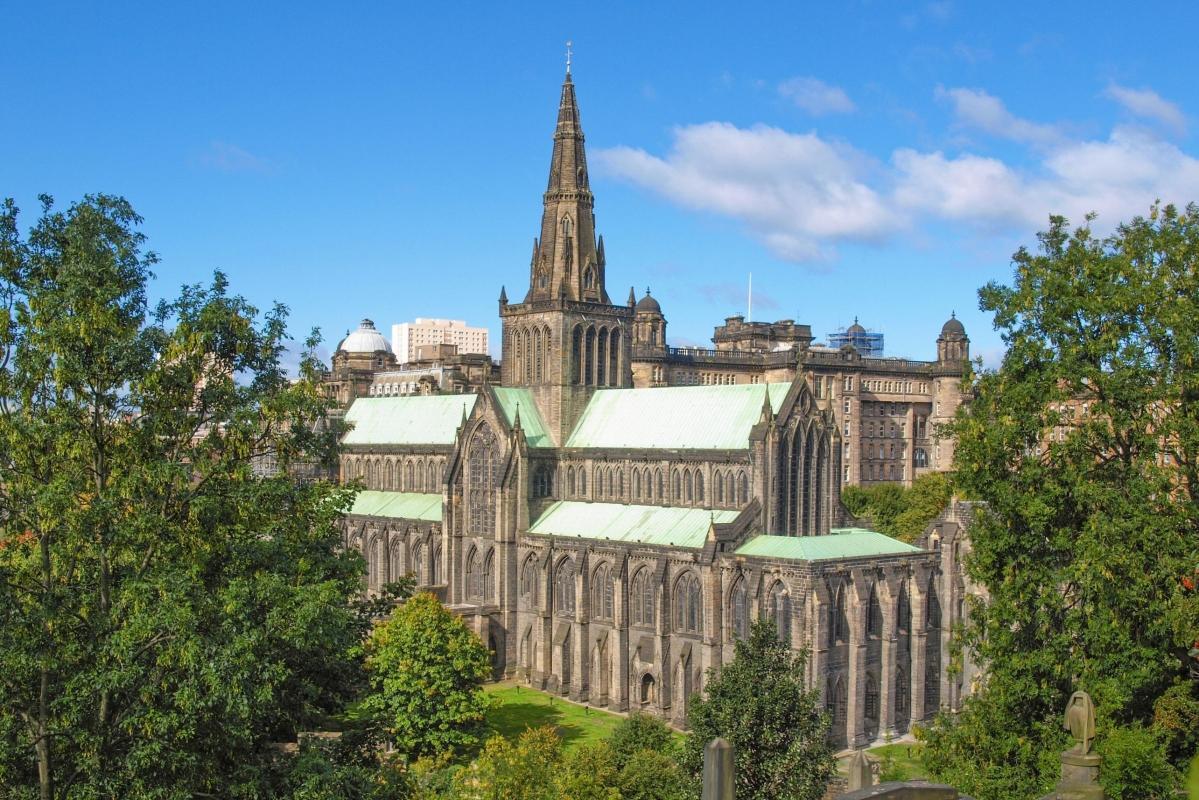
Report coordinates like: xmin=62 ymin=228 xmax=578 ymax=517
xmin=338 ymin=67 xmax=979 ymax=749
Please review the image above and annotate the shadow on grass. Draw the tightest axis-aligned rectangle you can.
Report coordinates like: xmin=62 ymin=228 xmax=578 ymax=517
xmin=485 ymin=684 xmax=623 ymax=750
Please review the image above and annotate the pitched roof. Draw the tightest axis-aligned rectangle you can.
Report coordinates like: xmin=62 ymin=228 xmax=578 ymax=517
xmin=528 ymin=501 xmax=740 ymax=549
xmin=734 ymin=529 xmax=923 ymax=561
xmin=342 ymin=395 xmax=476 ymax=446
xmin=347 ymin=490 xmax=443 ymax=521
xmin=492 ymin=387 xmax=553 ymax=448
xmin=565 ymin=383 xmax=791 ymax=450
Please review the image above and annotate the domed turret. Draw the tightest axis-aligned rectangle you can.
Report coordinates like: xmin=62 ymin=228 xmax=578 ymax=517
xmin=937 ymin=312 xmax=969 ymax=363
xmin=635 ymin=288 xmax=662 ymax=313
xmin=337 ymin=319 xmax=392 ymax=354
xmin=940 ymin=312 xmax=966 ymax=338
xmin=847 ymin=316 xmax=866 ymax=335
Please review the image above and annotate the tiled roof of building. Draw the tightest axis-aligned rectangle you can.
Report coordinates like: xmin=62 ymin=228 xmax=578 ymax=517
xmin=342 ymin=395 xmax=476 ymax=446
xmin=493 ymin=387 xmax=553 ymax=448
xmin=347 ymin=490 xmax=443 ymax=521
xmin=564 ymin=383 xmax=792 ymax=450
xmin=528 ymin=501 xmax=740 ymax=548
xmin=734 ymin=529 xmax=922 ymax=561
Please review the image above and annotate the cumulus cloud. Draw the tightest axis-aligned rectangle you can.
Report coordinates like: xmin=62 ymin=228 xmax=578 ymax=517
xmin=937 ymin=86 xmax=1062 ymax=145
xmin=1105 ymin=83 xmax=1186 ymax=136
xmin=197 ymin=141 xmax=272 ymax=173
xmin=778 ymin=77 xmax=856 ymax=116
xmin=595 ymin=85 xmax=1199 ymax=265
xmin=596 ymin=122 xmax=901 ymax=262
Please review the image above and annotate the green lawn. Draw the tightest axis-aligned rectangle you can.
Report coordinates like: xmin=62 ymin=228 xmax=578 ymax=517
xmin=484 ymin=682 xmax=627 ymax=750
xmin=866 ymin=742 xmax=927 ymax=781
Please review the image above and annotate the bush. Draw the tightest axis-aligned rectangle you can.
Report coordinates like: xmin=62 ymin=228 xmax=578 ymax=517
xmin=607 ymin=712 xmax=676 ymax=769
xmin=618 ymin=749 xmax=692 ymax=800
xmin=1098 ymin=724 xmax=1178 ymax=800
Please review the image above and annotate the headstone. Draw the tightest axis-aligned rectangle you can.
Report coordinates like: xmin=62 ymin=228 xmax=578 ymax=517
xmin=847 ymin=750 xmax=874 ymax=791
xmin=703 ymin=737 xmax=735 ymax=800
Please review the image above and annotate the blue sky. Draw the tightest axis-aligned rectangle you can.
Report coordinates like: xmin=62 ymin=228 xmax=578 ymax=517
xmin=4 ymin=1 xmax=1197 ymax=368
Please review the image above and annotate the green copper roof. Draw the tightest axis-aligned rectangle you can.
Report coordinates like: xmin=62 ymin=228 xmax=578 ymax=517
xmin=734 ymin=529 xmax=922 ymax=561
xmin=528 ymin=501 xmax=740 ymax=549
xmin=342 ymin=395 xmax=476 ymax=446
xmin=493 ymin=387 xmax=553 ymax=448
xmin=564 ymin=383 xmax=791 ymax=450
xmin=347 ymin=490 xmax=443 ymax=521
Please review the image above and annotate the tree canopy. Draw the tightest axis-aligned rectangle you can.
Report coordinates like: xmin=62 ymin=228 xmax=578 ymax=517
xmin=841 ymin=472 xmax=953 ymax=542
xmin=362 ymin=592 xmax=494 ymax=757
xmin=921 ymin=206 xmax=1199 ymax=800
xmin=681 ymin=618 xmax=835 ymax=800
xmin=0 ymin=195 xmax=363 ymax=799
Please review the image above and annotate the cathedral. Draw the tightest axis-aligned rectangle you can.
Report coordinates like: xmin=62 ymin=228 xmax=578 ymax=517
xmin=338 ymin=67 xmax=978 ymax=749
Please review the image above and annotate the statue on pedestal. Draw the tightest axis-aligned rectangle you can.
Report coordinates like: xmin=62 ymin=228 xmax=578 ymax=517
xmin=1054 ymin=690 xmax=1104 ymax=800
xmin=1064 ymin=691 xmax=1096 ymax=755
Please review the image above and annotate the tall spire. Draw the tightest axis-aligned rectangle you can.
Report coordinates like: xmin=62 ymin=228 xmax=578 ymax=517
xmin=526 ymin=60 xmax=606 ymax=304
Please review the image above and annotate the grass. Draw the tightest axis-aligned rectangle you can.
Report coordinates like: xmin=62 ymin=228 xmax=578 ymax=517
xmin=483 ymin=682 xmax=627 ymax=750
xmin=866 ymin=742 xmax=927 ymax=781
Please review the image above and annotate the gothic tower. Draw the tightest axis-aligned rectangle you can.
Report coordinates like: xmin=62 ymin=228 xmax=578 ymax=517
xmin=500 ymin=66 xmax=634 ymax=444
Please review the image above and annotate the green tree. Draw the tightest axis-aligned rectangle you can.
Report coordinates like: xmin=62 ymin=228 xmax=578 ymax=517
xmin=0 ymin=195 xmax=363 ymax=799
xmin=922 ymin=206 xmax=1199 ymax=799
xmin=448 ymin=726 xmax=561 ymax=800
xmin=681 ymin=618 xmax=835 ymax=800
xmin=606 ymin=712 xmax=676 ymax=770
xmin=363 ymin=592 xmax=493 ymax=757
xmin=617 ymin=749 xmax=692 ymax=800
xmin=841 ymin=473 xmax=952 ymax=543
xmin=557 ymin=741 xmax=621 ymax=800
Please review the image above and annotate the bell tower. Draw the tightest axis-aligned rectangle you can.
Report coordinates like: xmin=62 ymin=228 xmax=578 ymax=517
xmin=500 ymin=60 xmax=633 ymax=444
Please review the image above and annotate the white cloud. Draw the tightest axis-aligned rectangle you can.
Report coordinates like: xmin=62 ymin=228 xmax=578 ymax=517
xmin=937 ymin=86 xmax=1061 ymax=145
xmin=1105 ymin=83 xmax=1186 ymax=136
xmin=778 ymin=77 xmax=856 ymax=116
xmin=595 ymin=87 xmax=1199 ymax=265
xmin=197 ymin=141 xmax=271 ymax=173
xmin=595 ymin=122 xmax=901 ymax=262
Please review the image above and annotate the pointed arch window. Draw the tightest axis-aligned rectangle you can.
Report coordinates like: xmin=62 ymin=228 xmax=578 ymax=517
xmin=482 ymin=549 xmax=495 ymax=602
xmin=867 ymin=585 xmax=883 ymax=639
xmin=768 ymin=581 xmax=791 ymax=645
xmin=555 ymin=558 xmax=576 ymax=617
xmin=630 ymin=568 xmax=655 ymax=626
xmin=591 ymin=564 xmax=614 ymax=620
xmin=520 ymin=557 xmax=538 ymax=606
xmin=566 ymin=466 xmax=576 ymax=496
xmin=715 ymin=471 xmax=724 ymax=504
xmin=730 ymin=578 xmax=749 ymax=640
xmin=579 ymin=468 xmax=588 ymax=496
xmin=561 ymin=215 xmax=573 ymax=237
xmin=695 ymin=472 xmax=705 ymax=503
xmin=533 ymin=464 xmax=553 ymax=498
xmin=674 ymin=573 xmax=703 ymax=634
xmin=466 ymin=548 xmax=482 ymax=600
xmin=737 ymin=471 xmax=749 ymax=505
xmin=684 ymin=470 xmax=693 ymax=502
xmin=832 ymin=584 xmax=849 ymax=645
xmin=468 ymin=425 xmax=498 ymax=538
xmin=632 ymin=469 xmax=641 ymax=500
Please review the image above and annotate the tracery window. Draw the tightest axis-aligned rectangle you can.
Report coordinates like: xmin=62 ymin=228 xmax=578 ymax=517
xmin=674 ymin=573 xmax=702 ymax=634
xmin=591 ymin=564 xmax=614 ymax=620
xmin=715 ymin=471 xmax=724 ymax=504
xmin=632 ymin=469 xmax=641 ymax=500
xmin=520 ymin=556 xmax=538 ymax=605
xmin=737 ymin=471 xmax=749 ymax=505
xmin=466 ymin=548 xmax=482 ymax=600
xmin=483 ymin=549 xmax=495 ymax=602
xmin=672 ymin=470 xmax=681 ymax=501
xmin=555 ymin=558 xmax=576 ymax=617
xmin=729 ymin=578 xmax=749 ymax=640
xmin=630 ymin=568 xmax=655 ymax=626
xmin=695 ymin=472 xmax=704 ymax=503
xmin=684 ymin=470 xmax=693 ymax=502
xmin=533 ymin=464 xmax=554 ymax=498
xmin=468 ymin=425 xmax=498 ymax=537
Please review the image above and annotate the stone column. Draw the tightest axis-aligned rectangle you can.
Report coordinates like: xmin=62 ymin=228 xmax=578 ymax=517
xmin=909 ymin=573 xmax=929 ymax=723
xmin=614 ymin=565 xmax=630 ymax=711
xmin=845 ymin=580 xmax=867 ymax=748
xmin=878 ymin=579 xmax=897 ymax=737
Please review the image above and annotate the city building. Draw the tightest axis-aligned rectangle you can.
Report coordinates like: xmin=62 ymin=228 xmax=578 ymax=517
xmin=392 ymin=318 xmax=489 ymax=364
xmin=630 ymin=303 xmax=969 ymax=487
xmin=827 ymin=318 xmax=885 ymax=358
xmin=337 ymin=67 xmax=978 ymax=749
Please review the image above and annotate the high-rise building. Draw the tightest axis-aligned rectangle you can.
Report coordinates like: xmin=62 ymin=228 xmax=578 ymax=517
xmin=392 ymin=318 xmax=489 ymax=364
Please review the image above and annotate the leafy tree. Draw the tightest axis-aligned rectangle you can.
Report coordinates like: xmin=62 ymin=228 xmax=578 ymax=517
xmin=681 ymin=618 xmax=835 ymax=800
xmin=841 ymin=473 xmax=952 ymax=542
xmin=606 ymin=712 xmax=676 ymax=770
xmin=557 ymin=741 xmax=621 ymax=800
xmin=0 ymin=195 xmax=363 ymax=799
xmin=448 ymin=726 xmax=561 ymax=800
xmin=617 ymin=749 xmax=692 ymax=800
xmin=922 ymin=206 xmax=1199 ymax=799
xmin=1097 ymin=724 xmax=1176 ymax=800
xmin=363 ymin=592 xmax=493 ymax=757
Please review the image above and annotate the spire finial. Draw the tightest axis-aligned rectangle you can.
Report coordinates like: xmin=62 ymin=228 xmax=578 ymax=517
xmin=951 ymin=310 xmax=956 ymax=319
xmin=565 ymin=40 xmax=572 ymax=75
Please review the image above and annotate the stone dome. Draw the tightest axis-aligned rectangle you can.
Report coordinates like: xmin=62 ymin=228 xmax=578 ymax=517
xmin=635 ymin=288 xmax=662 ymax=314
xmin=338 ymin=319 xmax=392 ymax=353
xmin=847 ymin=317 xmax=866 ymax=334
xmin=941 ymin=313 xmax=966 ymax=338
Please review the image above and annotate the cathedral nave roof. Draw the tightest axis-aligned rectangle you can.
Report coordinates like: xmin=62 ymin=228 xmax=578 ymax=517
xmin=735 ymin=529 xmax=923 ymax=561
xmin=347 ymin=490 xmax=443 ymax=521
xmin=342 ymin=394 xmax=477 ymax=446
xmin=528 ymin=500 xmax=740 ymax=548
xmin=564 ymin=383 xmax=792 ymax=450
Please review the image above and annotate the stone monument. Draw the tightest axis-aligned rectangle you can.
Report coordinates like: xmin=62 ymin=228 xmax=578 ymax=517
xmin=1053 ymin=690 xmax=1104 ymax=800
